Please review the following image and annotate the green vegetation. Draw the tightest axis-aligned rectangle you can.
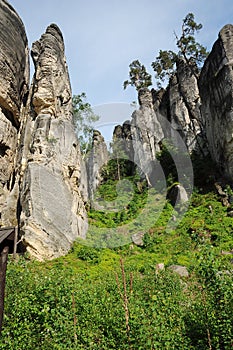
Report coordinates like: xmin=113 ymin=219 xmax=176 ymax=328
xmin=2 ymin=220 xmax=233 ymax=349
xmin=2 ymin=163 xmax=233 ymax=348
xmin=123 ymin=59 xmax=152 ymax=91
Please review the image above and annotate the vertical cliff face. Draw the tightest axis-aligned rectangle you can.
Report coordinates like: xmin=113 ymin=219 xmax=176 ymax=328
xmin=199 ymin=24 xmax=233 ymax=178
xmin=18 ymin=24 xmax=88 ymax=260
xmin=153 ymin=59 xmax=202 ymax=153
xmin=0 ymin=0 xmax=29 ymax=227
xmin=0 ymin=0 xmax=29 ymax=124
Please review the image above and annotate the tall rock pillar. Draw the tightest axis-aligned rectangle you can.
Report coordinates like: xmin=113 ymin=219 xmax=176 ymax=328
xmin=19 ymin=24 xmax=88 ymax=260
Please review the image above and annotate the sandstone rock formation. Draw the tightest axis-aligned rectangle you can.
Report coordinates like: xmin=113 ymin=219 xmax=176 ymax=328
xmin=18 ymin=24 xmax=88 ymax=260
xmin=86 ymin=130 xmax=108 ymax=202
xmin=0 ymin=0 xmax=29 ymax=227
xmin=153 ymin=59 xmax=202 ymax=153
xmin=113 ymin=88 xmax=164 ymax=184
xmin=131 ymin=88 xmax=164 ymax=183
xmin=0 ymin=0 xmax=29 ymax=124
xmin=113 ymin=121 xmax=133 ymax=160
xmin=199 ymin=24 xmax=233 ymax=178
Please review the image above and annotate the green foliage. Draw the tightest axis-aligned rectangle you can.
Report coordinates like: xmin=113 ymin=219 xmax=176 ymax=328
xmin=101 ymin=159 xmax=135 ymax=182
xmin=156 ymin=139 xmax=179 ymax=186
xmin=2 ymin=246 xmax=232 ymax=349
xmin=151 ymin=50 xmax=177 ymax=87
xmin=123 ymin=60 xmax=152 ymax=91
xmin=176 ymin=13 xmax=208 ymax=67
xmin=46 ymin=136 xmax=58 ymax=145
xmin=88 ymin=175 xmax=148 ymax=229
xmin=75 ymin=246 xmax=101 ymax=263
xmin=72 ymin=93 xmax=99 ymax=154
xmin=187 ymin=250 xmax=233 ymax=349
xmin=124 ymin=14 xmax=208 ymax=91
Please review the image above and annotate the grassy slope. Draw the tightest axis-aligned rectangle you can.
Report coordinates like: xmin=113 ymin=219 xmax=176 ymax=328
xmin=1 ymin=187 xmax=233 ymax=349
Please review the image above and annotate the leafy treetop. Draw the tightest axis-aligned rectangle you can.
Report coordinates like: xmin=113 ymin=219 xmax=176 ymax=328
xmin=176 ymin=12 xmax=208 ymax=67
xmin=123 ymin=60 xmax=152 ymax=91
xmin=124 ymin=13 xmax=208 ymax=90
xmin=152 ymin=13 xmax=208 ymax=86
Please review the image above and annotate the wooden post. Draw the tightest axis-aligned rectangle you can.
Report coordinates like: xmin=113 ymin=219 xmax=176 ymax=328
xmin=0 ymin=246 xmax=9 ymax=333
xmin=13 ymin=227 xmax=18 ymax=259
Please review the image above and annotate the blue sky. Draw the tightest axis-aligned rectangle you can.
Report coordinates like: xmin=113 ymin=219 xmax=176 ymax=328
xmin=9 ymin=0 xmax=233 ymax=111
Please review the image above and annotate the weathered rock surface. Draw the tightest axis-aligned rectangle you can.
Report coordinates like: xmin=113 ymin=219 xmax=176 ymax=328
xmin=153 ymin=59 xmax=202 ymax=153
xmin=131 ymin=89 xmax=164 ymax=183
xmin=86 ymin=130 xmax=108 ymax=201
xmin=0 ymin=0 xmax=29 ymax=125
xmin=114 ymin=88 xmax=164 ymax=183
xmin=19 ymin=24 xmax=88 ymax=260
xmin=199 ymin=24 xmax=233 ymax=178
xmin=0 ymin=1 xmax=29 ymax=227
xmin=167 ymin=184 xmax=189 ymax=207
xmin=131 ymin=232 xmax=145 ymax=246
xmin=168 ymin=265 xmax=189 ymax=277
xmin=113 ymin=121 xmax=134 ymax=159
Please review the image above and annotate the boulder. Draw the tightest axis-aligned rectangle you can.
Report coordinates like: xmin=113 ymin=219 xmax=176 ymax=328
xmin=131 ymin=232 xmax=145 ymax=246
xmin=167 ymin=184 xmax=189 ymax=207
xmin=168 ymin=265 xmax=189 ymax=277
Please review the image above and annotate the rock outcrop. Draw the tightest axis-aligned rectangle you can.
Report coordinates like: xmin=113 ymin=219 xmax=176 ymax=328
xmin=153 ymin=59 xmax=202 ymax=153
xmin=0 ymin=0 xmax=29 ymax=125
xmin=131 ymin=88 xmax=164 ymax=182
xmin=113 ymin=88 xmax=164 ymax=183
xmin=199 ymin=24 xmax=233 ymax=178
xmin=86 ymin=130 xmax=108 ymax=201
xmin=18 ymin=24 xmax=88 ymax=260
xmin=0 ymin=0 xmax=29 ymax=227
